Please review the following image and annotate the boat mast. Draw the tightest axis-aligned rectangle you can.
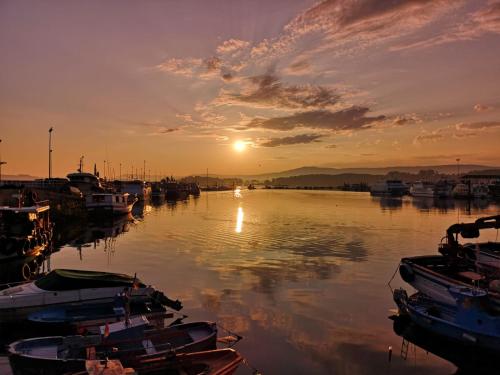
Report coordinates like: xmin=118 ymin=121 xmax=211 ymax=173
xmin=0 ymin=139 xmax=6 ymax=183
xmin=48 ymin=127 xmax=53 ymax=179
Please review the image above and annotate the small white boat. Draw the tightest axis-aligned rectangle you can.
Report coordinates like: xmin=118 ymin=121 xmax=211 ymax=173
xmin=410 ymin=181 xmax=435 ymax=198
xmin=0 ymin=269 xmax=178 ymax=322
xmin=85 ymin=193 xmax=137 ymax=216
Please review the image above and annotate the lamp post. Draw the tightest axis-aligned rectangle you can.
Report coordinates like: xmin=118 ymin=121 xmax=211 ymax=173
xmin=0 ymin=139 xmax=6 ymax=182
xmin=48 ymin=127 xmax=53 ymax=180
xmin=456 ymin=158 xmax=461 ymax=179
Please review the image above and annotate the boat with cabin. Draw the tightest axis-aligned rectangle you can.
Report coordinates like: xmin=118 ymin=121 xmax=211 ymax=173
xmin=438 ymin=215 xmax=500 ymax=276
xmin=410 ymin=181 xmax=435 ymax=198
xmin=115 ymin=180 xmax=151 ymax=201
xmin=0 ymin=200 xmax=53 ymax=261
xmin=370 ymin=180 xmax=407 ymax=197
xmin=452 ymin=181 xmax=490 ymax=199
xmin=8 ymin=317 xmax=217 ymax=375
xmin=164 ymin=181 xmax=189 ymax=201
xmin=434 ymin=179 xmax=454 ymax=198
xmin=85 ymin=193 xmax=137 ymax=216
xmin=67 ymin=172 xmax=104 ymax=196
xmin=0 ymin=269 xmax=182 ymax=322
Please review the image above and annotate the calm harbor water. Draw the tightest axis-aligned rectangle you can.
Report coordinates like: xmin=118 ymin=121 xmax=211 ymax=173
xmin=2 ymin=190 xmax=500 ymax=374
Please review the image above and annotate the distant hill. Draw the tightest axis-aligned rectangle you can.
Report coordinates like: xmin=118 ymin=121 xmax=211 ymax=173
xmin=1 ymin=174 xmax=41 ymax=181
xmin=238 ymin=164 xmax=496 ymax=181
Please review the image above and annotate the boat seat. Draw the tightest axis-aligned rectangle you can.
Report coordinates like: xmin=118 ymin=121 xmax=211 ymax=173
xmin=458 ymin=271 xmax=484 ymax=281
xmin=142 ymin=339 xmax=156 ymax=355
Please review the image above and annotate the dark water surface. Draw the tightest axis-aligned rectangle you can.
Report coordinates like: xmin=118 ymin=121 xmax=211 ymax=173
xmin=4 ymin=190 xmax=500 ymax=374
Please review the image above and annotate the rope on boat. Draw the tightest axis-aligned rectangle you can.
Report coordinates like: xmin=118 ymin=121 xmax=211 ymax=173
xmin=214 ymin=322 xmax=243 ymax=348
xmin=387 ymin=262 xmax=400 ymax=293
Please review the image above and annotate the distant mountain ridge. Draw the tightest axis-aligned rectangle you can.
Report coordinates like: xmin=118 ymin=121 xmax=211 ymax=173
xmin=234 ymin=164 xmax=497 ymax=181
xmin=1 ymin=174 xmax=41 ymax=181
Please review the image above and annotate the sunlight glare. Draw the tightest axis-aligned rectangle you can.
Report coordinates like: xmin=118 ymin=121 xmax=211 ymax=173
xmin=233 ymin=140 xmax=246 ymax=152
xmin=235 ymin=206 xmax=244 ymax=233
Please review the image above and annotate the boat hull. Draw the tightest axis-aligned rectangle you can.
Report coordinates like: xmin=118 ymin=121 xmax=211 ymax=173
xmin=8 ymin=322 xmax=217 ymax=375
xmin=0 ymin=287 xmax=154 ymax=323
xmin=400 ymin=256 xmax=500 ymax=311
xmin=394 ymin=292 xmax=500 ymax=351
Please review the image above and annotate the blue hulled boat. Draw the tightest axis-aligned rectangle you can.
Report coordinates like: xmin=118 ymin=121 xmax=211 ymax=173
xmin=393 ymin=287 xmax=500 ymax=351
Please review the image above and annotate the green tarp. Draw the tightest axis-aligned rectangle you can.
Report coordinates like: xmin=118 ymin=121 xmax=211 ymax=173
xmin=35 ymin=269 xmax=145 ymax=291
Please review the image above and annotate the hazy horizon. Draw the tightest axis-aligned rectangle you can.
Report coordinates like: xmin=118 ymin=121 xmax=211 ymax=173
xmin=2 ymin=0 xmax=500 ymax=177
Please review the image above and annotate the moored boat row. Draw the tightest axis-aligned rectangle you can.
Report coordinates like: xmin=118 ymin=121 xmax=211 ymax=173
xmin=1 ymin=268 xmax=246 ymax=374
xmin=392 ymin=214 xmax=500 ymax=350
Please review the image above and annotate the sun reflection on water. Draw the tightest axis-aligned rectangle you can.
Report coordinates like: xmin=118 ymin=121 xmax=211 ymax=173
xmin=233 ymin=187 xmax=242 ymax=198
xmin=235 ymin=206 xmax=244 ymax=233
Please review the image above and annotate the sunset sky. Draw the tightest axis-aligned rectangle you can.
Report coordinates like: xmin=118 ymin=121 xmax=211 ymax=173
xmin=1 ymin=0 xmax=500 ymax=178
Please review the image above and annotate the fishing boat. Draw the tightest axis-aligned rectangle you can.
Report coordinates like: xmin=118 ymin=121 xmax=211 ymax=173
xmin=438 ymin=215 xmax=500 ymax=275
xmin=0 ymin=200 xmax=53 ymax=261
xmin=150 ymin=183 xmax=164 ymax=198
xmin=164 ymin=181 xmax=189 ymax=201
xmin=115 ymin=180 xmax=151 ymax=202
xmin=0 ymin=269 xmax=182 ymax=322
xmin=489 ymin=179 xmax=500 ymax=199
xmin=370 ymin=180 xmax=406 ymax=197
xmin=27 ymin=300 xmax=174 ymax=334
xmin=187 ymin=182 xmax=201 ymax=196
xmin=69 ymin=349 xmax=243 ymax=375
xmin=67 ymin=172 xmax=104 ymax=195
xmin=399 ymin=255 xmax=500 ymax=311
xmin=409 ymin=181 xmax=435 ymax=198
xmin=452 ymin=181 xmax=489 ymax=199
xmin=391 ymin=311 xmax=500 ymax=372
xmin=129 ymin=348 xmax=243 ymax=375
xmin=434 ymin=180 xmax=454 ymax=198
xmin=8 ymin=317 xmax=217 ymax=375
xmin=393 ymin=287 xmax=500 ymax=351
xmin=85 ymin=193 xmax=137 ymax=216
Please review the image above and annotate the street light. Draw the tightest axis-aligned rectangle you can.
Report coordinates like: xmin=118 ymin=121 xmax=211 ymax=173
xmin=48 ymin=127 xmax=54 ymax=180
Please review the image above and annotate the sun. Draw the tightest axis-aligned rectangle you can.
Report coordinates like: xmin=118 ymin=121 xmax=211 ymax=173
xmin=233 ymin=140 xmax=247 ymax=152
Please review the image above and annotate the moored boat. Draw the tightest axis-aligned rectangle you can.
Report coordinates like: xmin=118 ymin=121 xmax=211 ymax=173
xmin=393 ymin=287 xmax=500 ymax=351
xmin=370 ymin=180 xmax=406 ymax=197
xmin=0 ymin=269 xmax=182 ymax=322
xmin=399 ymin=255 xmax=500 ymax=311
xmin=115 ymin=180 xmax=151 ymax=202
xmin=0 ymin=200 xmax=53 ymax=261
xmin=409 ymin=181 xmax=435 ymax=198
xmin=438 ymin=215 xmax=500 ymax=275
xmin=130 ymin=348 xmax=243 ymax=375
xmin=85 ymin=193 xmax=137 ymax=216
xmin=27 ymin=300 xmax=174 ymax=335
xmin=8 ymin=318 xmax=217 ymax=375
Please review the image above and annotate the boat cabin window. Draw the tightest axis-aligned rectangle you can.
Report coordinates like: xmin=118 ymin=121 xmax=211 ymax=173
xmin=92 ymin=195 xmax=106 ymax=203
